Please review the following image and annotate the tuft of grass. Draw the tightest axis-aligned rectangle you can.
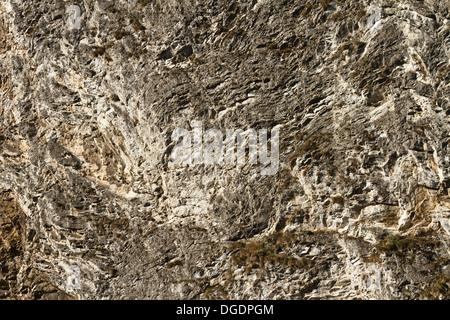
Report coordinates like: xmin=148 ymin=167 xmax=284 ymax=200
xmin=136 ymin=0 xmax=152 ymax=7
xmin=92 ymin=46 xmax=107 ymax=57
xmin=93 ymin=216 xmax=129 ymax=237
xmin=330 ymin=195 xmax=345 ymax=206
xmin=114 ymin=30 xmax=130 ymax=40
xmin=301 ymin=3 xmax=314 ymax=17
xmin=299 ymin=132 xmax=332 ymax=154
xmin=420 ymin=274 xmax=450 ymax=300
xmin=289 ymin=132 xmax=332 ymax=164
xmin=320 ymin=0 xmax=332 ymax=10
xmin=364 ymin=235 xmax=439 ymax=262
xmin=230 ymin=232 xmax=312 ymax=271
xmin=91 ymin=42 xmax=114 ymax=59
xmin=375 ymin=235 xmax=438 ymax=253
xmin=356 ymin=8 xmax=367 ymax=19
xmin=131 ymin=16 xmax=145 ymax=32
xmin=204 ymin=284 xmax=228 ymax=300
xmin=107 ymin=6 xmax=119 ymax=14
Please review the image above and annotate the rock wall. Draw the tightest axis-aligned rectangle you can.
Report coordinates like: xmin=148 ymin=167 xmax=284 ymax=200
xmin=0 ymin=0 xmax=449 ymax=299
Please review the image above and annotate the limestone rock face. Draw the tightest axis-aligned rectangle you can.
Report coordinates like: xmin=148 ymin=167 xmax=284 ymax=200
xmin=0 ymin=0 xmax=449 ymax=299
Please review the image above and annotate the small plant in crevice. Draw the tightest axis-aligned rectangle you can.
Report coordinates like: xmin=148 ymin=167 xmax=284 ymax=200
xmin=229 ymin=232 xmax=313 ymax=272
xmin=130 ymin=16 xmax=146 ymax=32
xmin=204 ymin=284 xmax=228 ymax=300
xmin=420 ymin=274 xmax=450 ymax=300
xmin=364 ymin=234 xmax=440 ymax=263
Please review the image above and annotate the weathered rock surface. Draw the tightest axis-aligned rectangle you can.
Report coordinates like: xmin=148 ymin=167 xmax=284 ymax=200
xmin=0 ymin=0 xmax=449 ymax=299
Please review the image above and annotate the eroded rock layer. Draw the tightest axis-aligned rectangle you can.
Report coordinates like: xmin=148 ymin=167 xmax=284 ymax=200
xmin=0 ymin=0 xmax=449 ymax=299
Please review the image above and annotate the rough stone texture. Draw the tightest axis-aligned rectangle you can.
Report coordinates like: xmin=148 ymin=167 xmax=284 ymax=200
xmin=0 ymin=0 xmax=449 ymax=299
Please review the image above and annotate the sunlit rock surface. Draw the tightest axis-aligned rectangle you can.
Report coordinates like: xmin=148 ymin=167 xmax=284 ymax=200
xmin=0 ymin=0 xmax=449 ymax=299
